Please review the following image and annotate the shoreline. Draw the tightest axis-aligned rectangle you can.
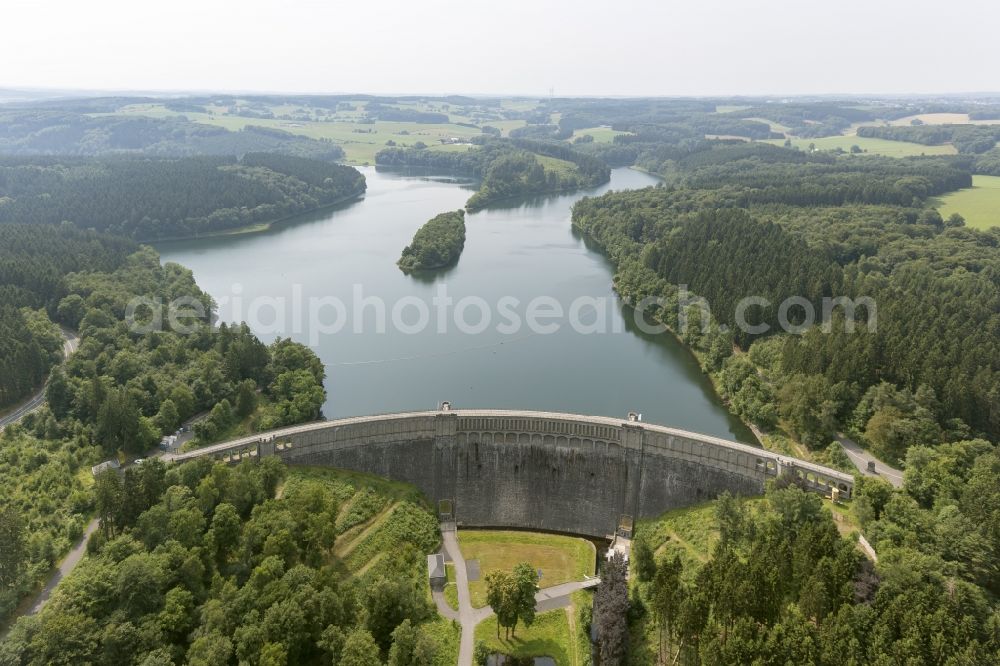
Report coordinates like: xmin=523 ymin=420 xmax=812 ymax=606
xmin=146 ymin=188 xmax=367 ymax=245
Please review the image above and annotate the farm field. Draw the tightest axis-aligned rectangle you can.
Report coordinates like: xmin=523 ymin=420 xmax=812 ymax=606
xmin=536 ymin=154 xmax=580 ymax=177
xmin=745 ymin=116 xmax=793 ymax=134
xmin=110 ymin=103 xmax=494 ymax=164
xmin=888 ymin=112 xmax=1000 ymax=126
xmin=458 ymin=530 xmax=595 ymax=608
xmin=569 ymin=126 xmax=631 ymax=143
xmin=933 ymin=175 xmax=1000 ymax=230
xmin=763 ymin=135 xmax=957 ymax=157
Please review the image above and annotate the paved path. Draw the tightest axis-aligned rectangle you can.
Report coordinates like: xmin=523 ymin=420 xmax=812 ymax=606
xmin=0 ymin=330 xmax=78 ymax=431
xmin=431 ymin=588 xmax=459 ymax=622
xmin=837 ymin=434 xmax=903 ymax=488
xmin=0 ymin=516 xmax=99 ymax=640
xmin=441 ymin=525 xmax=477 ymax=666
xmin=27 ymin=517 xmax=99 ymax=614
xmin=534 ymin=578 xmax=600 ymax=612
xmin=436 ymin=524 xmax=600 ymax=665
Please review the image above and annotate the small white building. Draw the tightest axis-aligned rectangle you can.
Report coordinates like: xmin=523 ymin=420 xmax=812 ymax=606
xmin=427 ymin=553 xmax=446 ymax=590
xmin=91 ymin=459 xmax=120 ymax=477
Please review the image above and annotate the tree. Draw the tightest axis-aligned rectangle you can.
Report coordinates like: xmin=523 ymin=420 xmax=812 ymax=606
xmin=485 ymin=570 xmax=519 ymax=639
xmin=632 ymin=536 xmax=656 ymax=583
xmin=94 ymin=469 xmax=123 ymax=539
xmin=594 ymin=551 xmax=629 ymax=665
xmin=235 ymin=379 xmax=258 ymax=417
xmin=186 ymin=632 xmax=233 ymax=666
xmin=156 ymin=398 xmax=180 ymax=433
xmin=340 ymin=628 xmax=382 ymax=666
xmin=45 ymin=367 xmax=73 ymax=419
xmin=260 ymin=642 xmax=288 ymax=666
xmin=512 ymin=562 xmax=540 ymax=636
xmin=96 ymin=387 xmax=149 ymax=454
xmin=210 ymin=502 xmax=242 ymax=563
xmin=388 ymin=619 xmax=436 ymax=666
xmin=56 ymin=294 xmax=86 ymax=328
xmin=159 ymin=586 xmax=194 ymax=640
xmin=777 ymin=374 xmax=839 ymax=449
xmin=650 ymin=555 xmax=685 ymax=662
xmin=0 ymin=507 xmax=25 ymax=588
xmin=715 ymin=491 xmax=750 ymax=545
xmin=473 ymin=641 xmax=491 ymax=666
xmin=365 ymin=576 xmax=429 ymax=650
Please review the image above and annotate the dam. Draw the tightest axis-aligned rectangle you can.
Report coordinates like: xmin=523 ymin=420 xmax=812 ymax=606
xmin=166 ymin=407 xmax=854 ymax=538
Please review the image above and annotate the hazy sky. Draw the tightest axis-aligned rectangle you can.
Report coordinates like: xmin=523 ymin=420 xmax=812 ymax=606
xmin=3 ymin=0 xmax=997 ymax=97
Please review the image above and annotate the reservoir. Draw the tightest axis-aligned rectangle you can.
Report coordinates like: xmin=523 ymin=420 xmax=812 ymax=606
xmin=158 ymin=167 xmax=755 ymax=443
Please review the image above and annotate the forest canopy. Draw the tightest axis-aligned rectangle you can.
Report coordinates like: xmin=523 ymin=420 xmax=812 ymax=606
xmin=0 ymin=154 xmax=366 ymax=240
xmin=572 ymin=144 xmax=1000 ymax=454
xmin=376 ymin=138 xmax=610 ymax=210
xmin=397 ymin=210 xmax=466 ymax=273
xmin=0 ymin=110 xmax=346 ymax=161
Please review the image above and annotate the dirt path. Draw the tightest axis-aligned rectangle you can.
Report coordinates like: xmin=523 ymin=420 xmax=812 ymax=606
xmin=334 ymin=502 xmax=397 ymax=559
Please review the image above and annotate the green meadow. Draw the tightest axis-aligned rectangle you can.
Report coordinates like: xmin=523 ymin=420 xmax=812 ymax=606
xmin=569 ymin=126 xmax=631 ymax=143
xmin=111 ymin=102 xmax=500 ymax=164
xmin=933 ymin=175 xmax=1000 ymax=230
xmin=763 ymin=135 xmax=957 ymax=157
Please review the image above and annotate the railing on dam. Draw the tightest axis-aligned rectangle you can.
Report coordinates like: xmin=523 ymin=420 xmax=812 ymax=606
xmin=164 ymin=407 xmax=854 ymax=500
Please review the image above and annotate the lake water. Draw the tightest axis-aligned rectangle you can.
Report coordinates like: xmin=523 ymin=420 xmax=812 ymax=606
xmin=157 ymin=166 xmax=755 ymax=443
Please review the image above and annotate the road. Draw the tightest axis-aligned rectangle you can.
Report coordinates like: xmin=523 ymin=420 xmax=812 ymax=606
xmin=0 ymin=329 xmax=88 ymax=636
xmin=0 ymin=329 xmax=79 ymax=431
xmin=837 ymin=434 xmax=904 ymax=488
xmin=27 ymin=517 xmax=99 ymax=614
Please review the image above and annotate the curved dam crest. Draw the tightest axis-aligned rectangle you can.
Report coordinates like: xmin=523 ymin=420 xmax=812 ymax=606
xmin=168 ymin=409 xmax=853 ymax=538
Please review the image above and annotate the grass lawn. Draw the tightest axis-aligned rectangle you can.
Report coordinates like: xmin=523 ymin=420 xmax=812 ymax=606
xmin=637 ymin=502 xmax=720 ymax=577
xmin=443 ymin=563 xmax=459 ymax=611
xmin=536 ymin=154 xmax=580 ymax=177
xmin=459 ymin=530 xmax=595 ymax=608
xmin=932 ymin=175 xmax=1000 ymax=230
xmin=422 ymin=616 xmax=462 ymax=666
xmin=476 ymin=609 xmax=576 ymax=665
xmin=762 ymin=135 xmax=957 ymax=157
xmin=289 ymin=465 xmax=429 ymax=506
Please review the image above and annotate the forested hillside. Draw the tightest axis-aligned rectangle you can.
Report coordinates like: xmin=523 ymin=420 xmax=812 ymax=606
xmin=573 ymin=144 xmax=1000 ymax=458
xmin=375 ymin=138 xmax=609 ymax=210
xmin=627 ymin=472 xmax=1000 ymax=665
xmin=0 ymin=461 xmax=455 ymax=666
xmin=0 ymin=110 xmax=345 ymax=161
xmin=0 ymin=226 xmax=327 ymax=622
xmin=857 ymin=124 xmax=1000 ymax=154
xmin=0 ymin=154 xmax=366 ymax=240
xmin=398 ymin=210 xmax=466 ymax=272
xmin=0 ymin=225 xmax=137 ymax=409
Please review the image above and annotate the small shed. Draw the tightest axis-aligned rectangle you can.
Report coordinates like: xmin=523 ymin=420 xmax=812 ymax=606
xmin=91 ymin=459 xmax=121 ymax=477
xmin=427 ymin=553 xmax=446 ymax=591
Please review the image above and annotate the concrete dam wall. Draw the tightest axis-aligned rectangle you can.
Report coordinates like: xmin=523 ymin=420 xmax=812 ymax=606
xmin=170 ymin=408 xmax=854 ymax=538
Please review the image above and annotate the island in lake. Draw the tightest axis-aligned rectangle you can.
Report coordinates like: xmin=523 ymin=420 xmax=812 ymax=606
xmin=397 ymin=209 xmax=467 ymax=272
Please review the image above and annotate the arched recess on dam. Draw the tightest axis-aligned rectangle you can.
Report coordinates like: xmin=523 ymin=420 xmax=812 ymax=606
xmin=170 ymin=408 xmax=854 ymax=538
